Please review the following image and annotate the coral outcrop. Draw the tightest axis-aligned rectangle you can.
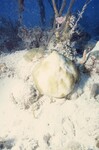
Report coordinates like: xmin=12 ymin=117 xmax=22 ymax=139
xmin=85 ymin=41 xmax=99 ymax=75
xmin=32 ymin=51 xmax=79 ymax=98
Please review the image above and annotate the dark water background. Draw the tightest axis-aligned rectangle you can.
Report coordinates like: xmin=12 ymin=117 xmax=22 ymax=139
xmin=0 ymin=0 xmax=99 ymax=36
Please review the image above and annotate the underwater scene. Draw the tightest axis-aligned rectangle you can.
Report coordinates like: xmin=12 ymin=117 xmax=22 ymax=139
xmin=0 ymin=0 xmax=99 ymax=150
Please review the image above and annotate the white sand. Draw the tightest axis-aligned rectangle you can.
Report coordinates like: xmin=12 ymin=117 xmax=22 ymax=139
xmin=0 ymin=50 xmax=99 ymax=150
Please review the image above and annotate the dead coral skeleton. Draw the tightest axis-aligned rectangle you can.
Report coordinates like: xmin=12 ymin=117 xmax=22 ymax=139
xmin=70 ymin=0 xmax=92 ymax=35
xmin=80 ymin=50 xmax=87 ymax=64
xmin=18 ymin=26 xmax=48 ymax=49
xmin=84 ymin=50 xmax=99 ymax=74
xmin=47 ymin=0 xmax=92 ymax=61
xmin=90 ymin=83 xmax=99 ymax=99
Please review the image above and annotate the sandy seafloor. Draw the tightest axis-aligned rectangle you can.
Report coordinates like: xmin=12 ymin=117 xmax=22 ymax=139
xmin=0 ymin=49 xmax=99 ymax=150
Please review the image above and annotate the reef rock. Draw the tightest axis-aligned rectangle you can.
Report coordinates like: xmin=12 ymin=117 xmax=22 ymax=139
xmin=85 ymin=41 xmax=99 ymax=74
xmin=32 ymin=51 xmax=78 ymax=98
xmin=24 ymin=47 xmax=44 ymax=62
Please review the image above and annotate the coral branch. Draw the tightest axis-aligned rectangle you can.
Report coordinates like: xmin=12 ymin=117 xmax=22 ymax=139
xmin=37 ymin=0 xmax=46 ymax=25
xmin=80 ymin=50 xmax=87 ymax=64
xmin=18 ymin=0 xmax=24 ymax=12
xmin=52 ymin=0 xmax=59 ymax=17
xmin=18 ymin=0 xmax=24 ymax=24
xmin=59 ymin=0 xmax=67 ymax=16
xmin=70 ymin=0 xmax=92 ymax=35
xmin=63 ymin=0 xmax=75 ymax=32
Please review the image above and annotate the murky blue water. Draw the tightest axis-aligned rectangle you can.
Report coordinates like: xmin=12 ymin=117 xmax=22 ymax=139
xmin=0 ymin=0 xmax=99 ymax=36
